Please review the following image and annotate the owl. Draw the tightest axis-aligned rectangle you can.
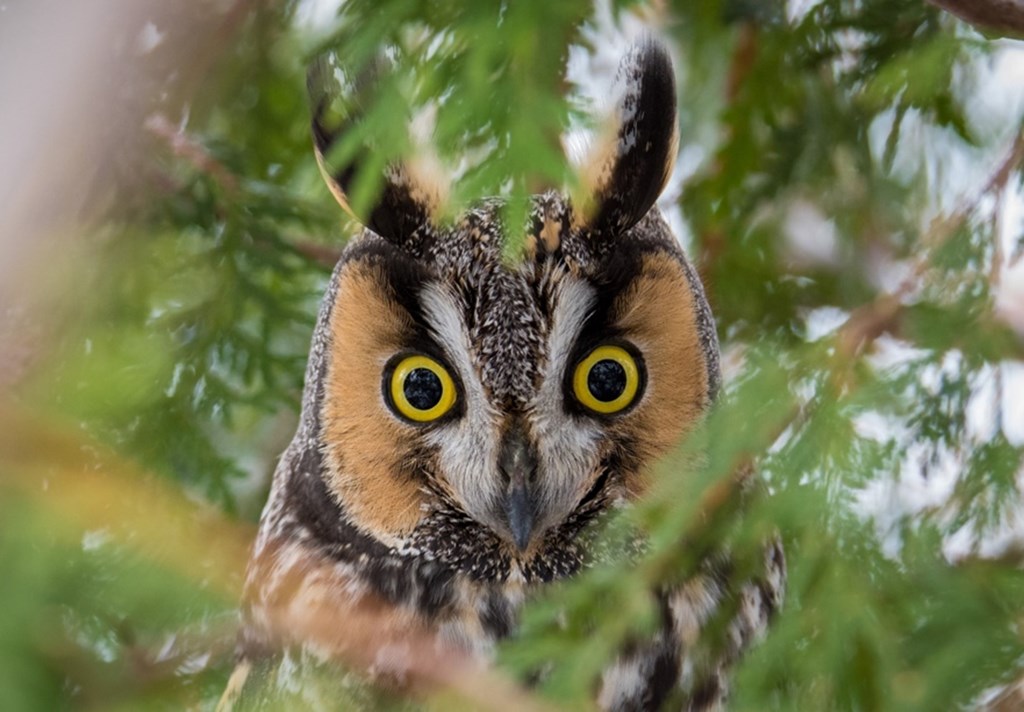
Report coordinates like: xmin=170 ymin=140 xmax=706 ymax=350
xmin=221 ymin=39 xmax=785 ymax=711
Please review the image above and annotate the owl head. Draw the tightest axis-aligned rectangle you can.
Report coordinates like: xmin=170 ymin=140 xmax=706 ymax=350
xmin=289 ymin=39 xmax=719 ymax=583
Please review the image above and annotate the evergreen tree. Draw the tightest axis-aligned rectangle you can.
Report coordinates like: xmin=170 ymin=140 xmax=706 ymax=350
xmin=2 ymin=0 xmax=1024 ymax=708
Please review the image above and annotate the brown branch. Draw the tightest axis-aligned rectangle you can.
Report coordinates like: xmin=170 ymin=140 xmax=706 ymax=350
xmin=836 ymin=128 xmax=1024 ymax=359
xmin=725 ymin=23 xmax=759 ymax=104
xmin=293 ymin=240 xmax=344 ymax=268
xmin=145 ymin=114 xmax=239 ymax=192
xmin=927 ymin=0 xmax=1024 ymax=37
xmin=696 ymin=23 xmax=760 ymax=297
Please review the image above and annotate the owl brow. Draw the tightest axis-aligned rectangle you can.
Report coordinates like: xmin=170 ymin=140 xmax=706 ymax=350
xmin=567 ymin=249 xmax=646 ymax=357
xmin=340 ymin=245 xmax=456 ymax=362
xmin=416 ymin=281 xmax=496 ymax=421
xmin=544 ymin=277 xmax=597 ymax=380
xmin=416 ymin=283 xmax=472 ymax=367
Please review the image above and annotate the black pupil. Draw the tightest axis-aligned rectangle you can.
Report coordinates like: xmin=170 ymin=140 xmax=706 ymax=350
xmin=404 ymin=368 xmax=443 ymax=410
xmin=588 ymin=359 xmax=627 ymax=402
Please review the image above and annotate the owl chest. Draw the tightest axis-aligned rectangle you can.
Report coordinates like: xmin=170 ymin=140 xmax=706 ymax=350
xmin=252 ymin=538 xmax=526 ymax=660
xmin=251 ymin=578 xmax=522 ymax=712
xmin=352 ymin=552 xmax=530 ymax=663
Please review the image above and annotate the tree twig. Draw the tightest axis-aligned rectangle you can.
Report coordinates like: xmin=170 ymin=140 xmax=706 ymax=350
xmin=837 ymin=127 xmax=1024 ymax=358
xmin=927 ymin=0 xmax=1024 ymax=37
xmin=292 ymin=240 xmax=344 ymax=268
xmin=145 ymin=114 xmax=239 ymax=192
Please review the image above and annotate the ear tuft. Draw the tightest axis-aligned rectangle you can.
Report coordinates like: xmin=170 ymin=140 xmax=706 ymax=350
xmin=576 ymin=38 xmax=678 ymax=237
xmin=308 ymin=55 xmax=447 ymax=248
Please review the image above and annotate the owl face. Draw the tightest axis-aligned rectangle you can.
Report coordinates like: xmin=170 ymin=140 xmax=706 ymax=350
xmin=307 ymin=40 xmax=719 ymax=581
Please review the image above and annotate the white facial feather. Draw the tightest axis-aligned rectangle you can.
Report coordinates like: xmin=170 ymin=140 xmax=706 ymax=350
xmin=418 ymin=282 xmax=504 ymax=526
xmin=529 ymin=275 xmax=604 ymax=526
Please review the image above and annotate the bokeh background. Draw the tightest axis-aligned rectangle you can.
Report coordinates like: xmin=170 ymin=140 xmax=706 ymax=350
xmin=3 ymin=0 xmax=1024 ymax=709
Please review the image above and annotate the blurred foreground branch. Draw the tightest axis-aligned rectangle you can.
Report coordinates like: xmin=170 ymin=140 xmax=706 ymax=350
xmin=250 ymin=574 xmax=556 ymax=712
xmin=0 ymin=404 xmax=549 ymax=711
xmin=0 ymin=405 xmax=253 ymax=598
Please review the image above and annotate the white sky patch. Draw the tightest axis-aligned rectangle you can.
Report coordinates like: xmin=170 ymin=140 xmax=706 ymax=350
xmin=868 ymin=334 xmax=931 ymax=370
xmin=868 ymin=43 xmax=1024 ymax=220
xmin=966 ymin=42 xmax=1024 ymax=136
xmin=965 ymin=364 xmax=1000 ymax=443
xmin=855 ymin=440 xmax=963 ymax=558
xmin=136 ymin=21 xmax=165 ymax=54
xmin=946 ymin=507 xmax=1024 ymax=561
xmin=802 ymin=306 xmax=849 ymax=341
xmin=294 ymin=0 xmax=341 ymax=31
xmin=664 ymin=144 xmax=707 ymax=251
xmin=1001 ymin=361 xmax=1024 ymax=446
xmin=995 ymin=156 xmax=1024 ymax=335
xmin=783 ymin=198 xmax=841 ymax=268
xmin=995 ymin=257 xmax=1024 ymax=335
xmin=786 ymin=0 xmax=828 ymax=23
xmin=82 ymin=528 xmax=111 ymax=552
xmin=999 ymin=170 xmax=1024 ymax=255
xmin=853 ymin=409 xmax=909 ymax=444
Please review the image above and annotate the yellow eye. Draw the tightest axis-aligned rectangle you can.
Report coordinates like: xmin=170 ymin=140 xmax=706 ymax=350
xmin=572 ymin=344 xmax=641 ymax=415
xmin=388 ymin=354 xmax=457 ymax=422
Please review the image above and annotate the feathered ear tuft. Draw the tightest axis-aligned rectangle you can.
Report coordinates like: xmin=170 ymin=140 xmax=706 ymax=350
xmin=308 ymin=55 xmax=448 ymax=247
xmin=575 ymin=38 xmax=678 ymax=237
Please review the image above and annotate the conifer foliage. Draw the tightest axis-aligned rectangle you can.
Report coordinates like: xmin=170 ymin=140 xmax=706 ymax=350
xmin=2 ymin=0 xmax=1024 ymax=709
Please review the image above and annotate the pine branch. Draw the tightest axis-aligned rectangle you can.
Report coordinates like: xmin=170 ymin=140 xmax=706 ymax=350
xmin=840 ymin=127 xmax=1024 ymax=358
xmin=683 ymin=128 xmax=1024 ymax=557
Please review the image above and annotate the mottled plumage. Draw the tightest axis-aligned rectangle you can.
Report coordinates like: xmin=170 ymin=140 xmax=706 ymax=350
xmin=224 ymin=39 xmax=784 ymax=711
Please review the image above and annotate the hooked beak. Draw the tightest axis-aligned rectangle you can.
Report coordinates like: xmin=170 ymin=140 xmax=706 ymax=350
xmin=498 ymin=427 xmax=539 ymax=552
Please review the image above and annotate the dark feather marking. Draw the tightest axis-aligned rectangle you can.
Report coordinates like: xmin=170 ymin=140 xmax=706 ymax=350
xmin=689 ymin=672 xmax=723 ymax=711
xmin=645 ymin=643 xmax=682 ymax=711
xmin=480 ymin=589 xmax=516 ymax=639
